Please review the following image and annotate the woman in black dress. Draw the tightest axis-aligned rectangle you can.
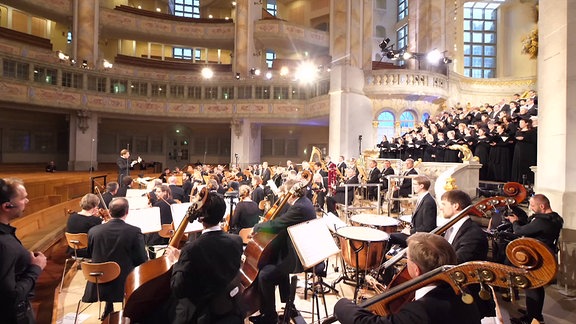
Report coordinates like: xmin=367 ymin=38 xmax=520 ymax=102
xmin=65 ymin=193 xmax=103 ymax=257
xmin=474 ymin=127 xmax=492 ymax=181
xmin=229 ymin=185 xmax=261 ymax=234
xmin=511 ymin=118 xmax=537 ymax=184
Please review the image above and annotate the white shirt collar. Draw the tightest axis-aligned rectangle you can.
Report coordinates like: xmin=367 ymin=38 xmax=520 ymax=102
xmin=446 ymin=215 xmax=470 ymax=244
xmin=415 ymin=285 xmax=437 ymax=300
xmin=202 ymin=224 xmax=221 ymax=234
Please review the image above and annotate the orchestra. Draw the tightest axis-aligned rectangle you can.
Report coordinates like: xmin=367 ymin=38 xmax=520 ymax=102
xmin=12 ymin=151 xmax=562 ymax=324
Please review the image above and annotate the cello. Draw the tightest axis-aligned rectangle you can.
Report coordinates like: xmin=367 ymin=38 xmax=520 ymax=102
xmin=322 ymin=236 xmax=558 ymax=323
xmin=121 ymin=187 xmax=209 ymax=322
xmin=239 ymin=171 xmax=312 ymax=315
xmin=375 ymin=182 xmax=526 ymax=313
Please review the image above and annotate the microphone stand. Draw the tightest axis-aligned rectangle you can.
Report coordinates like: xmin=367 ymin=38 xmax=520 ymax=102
xmin=358 ymin=135 xmax=363 ymax=156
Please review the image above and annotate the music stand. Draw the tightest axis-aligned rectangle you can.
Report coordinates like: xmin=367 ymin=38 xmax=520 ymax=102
xmin=288 ymin=219 xmax=340 ymax=324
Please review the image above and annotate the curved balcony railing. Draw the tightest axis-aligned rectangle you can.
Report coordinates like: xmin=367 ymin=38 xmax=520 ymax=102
xmin=0 ymin=51 xmax=330 ymax=120
xmin=364 ymin=69 xmax=450 ymax=101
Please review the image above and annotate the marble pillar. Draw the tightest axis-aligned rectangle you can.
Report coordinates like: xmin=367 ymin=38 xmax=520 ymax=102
xmin=537 ymin=0 xmax=576 ymax=231
xmin=74 ymin=0 xmax=98 ymax=67
xmin=230 ymin=118 xmax=261 ymax=166
xmin=68 ymin=111 xmax=98 ymax=171
xmin=234 ymin=0 xmax=261 ymax=76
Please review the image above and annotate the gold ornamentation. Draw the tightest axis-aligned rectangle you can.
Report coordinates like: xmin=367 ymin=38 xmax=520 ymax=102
xmin=444 ymin=177 xmax=458 ymax=191
xmin=521 ymin=28 xmax=538 ymax=60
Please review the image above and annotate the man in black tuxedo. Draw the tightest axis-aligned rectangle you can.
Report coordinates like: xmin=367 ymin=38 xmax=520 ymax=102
xmin=440 ymin=190 xmax=493 ymax=318
xmin=84 ymin=197 xmax=148 ymax=319
xmin=366 ymin=159 xmax=381 ymax=200
xmin=248 ymin=178 xmax=317 ymax=324
xmin=326 ymin=168 xmax=359 ymax=216
xmin=388 ymin=175 xmax=436 ymax=248
xmin=167 ymin=175 xmax=185 ymax=202
xmin=99 ymin=181 xmax=118 ymax=209
xmin=336 ymin=155 xmax=347 ymax=176
xmin=166 ymin=192 xmax=244 ymax=324
xmin=390 ymin=158 xmax=418 ymax=213
xmin=334 ymin=232 xmax=481 ymax=324
xmin=261 ymin=161 xmax=271 ymax=183
xmin=379 ymin=160 xmax=395 ymax=192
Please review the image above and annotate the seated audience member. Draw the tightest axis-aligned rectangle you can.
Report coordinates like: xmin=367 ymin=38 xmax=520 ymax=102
xmin=45 ymin=161 xmax=56 ymax=172
xmin=334 ymin=233 xmax=481 ymax=324
xmin=66 ymin=193 xmax=103 ymax=257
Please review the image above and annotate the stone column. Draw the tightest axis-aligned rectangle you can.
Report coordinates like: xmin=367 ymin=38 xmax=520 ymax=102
xmin=234 ymin=0 xmax=262 ymax=76
xmin=538 ymin=0 xmax=576 ymax=295
xmin=73 ymin=0 xmax=98 ymax=67
xmin=68 ymin=110 xmax=98 ymax=171
xmin=537 ymin=0 xmax=576 ymax=230
xmin=328 ymin=0 xmax=374 ymax=159
xmin=230 ymin=118 xmax=261 ymax=167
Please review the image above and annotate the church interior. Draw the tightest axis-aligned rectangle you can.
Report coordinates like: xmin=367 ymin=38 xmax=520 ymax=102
xmin=1 ymin=0 xmax=575 ymax=323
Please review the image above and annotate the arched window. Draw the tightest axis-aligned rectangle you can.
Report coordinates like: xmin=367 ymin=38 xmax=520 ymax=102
xmin=376 ymin=111 xmax=395 ymax=140
xmin=422 ymin=112 xmax=430 ymax=122
xmin=400 ymin=111 xmax=416 ymax=133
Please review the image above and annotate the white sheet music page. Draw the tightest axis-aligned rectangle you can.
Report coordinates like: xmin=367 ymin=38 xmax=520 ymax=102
xmin=171 ymin=202 xmax=203 ymax=233
xmin=124 ymin=206 xmax=162 ymax=233
xmin=288 ymin=218 xmax=340 ymax=269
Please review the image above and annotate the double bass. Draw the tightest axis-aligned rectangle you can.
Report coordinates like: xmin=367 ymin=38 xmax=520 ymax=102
xmin=376 ymin=182 xmax=527 ymax=313
xmin=323 ymin=236 xmax=558 ymax=323
xmin=239 ymin=171 xmax=312 ymax=315
xmin=121 ymin=187 xmax=209 ymax=322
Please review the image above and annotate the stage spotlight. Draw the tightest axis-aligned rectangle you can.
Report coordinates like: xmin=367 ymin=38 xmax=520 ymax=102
xmin=201 ymin=67 xmax=214 ymax=79
xmin=426 ymin=49 xmax=443 ymax=65
xmin=386 ymin=51 xmax=396 ymax=59
xmin=265 ymin=71 xmax=272 ymax=80
xmin=442 ymin=57 xmax=453 ymax=64
xmin=235 ymin=72 xmax=240 ymax=80
xmin=379 ymin=38 xmax=391 ymax=51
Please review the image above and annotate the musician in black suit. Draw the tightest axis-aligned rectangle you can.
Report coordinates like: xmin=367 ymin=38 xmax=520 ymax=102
xmin=389 ymin=176 xmax=436 ymax=248
xmin=334 ymin=232 xmax=481 ymax=324
xmin=390 ymin=159 xmax=418 ymax=213
xmin=261 ymin=162 xmax=271 ymax=183
xmin=84 ymin=197 xmax=148 ymax=319
xmin=336 ymin=155 xmax=347 ymax=176
xmin=378 ymin=160 xmax=395 ymax=192
xmin=248 ymin=178 xmax=317 ymax=324
xmin=98 ymin=182 xmax=118 ymax=209
xmin=166 ymin=192 xmax=244 ymax=324
xmin=439 ymin=190 xmax=493 ymax=318
xmin=507 ymin=194 xmax=563 ymax=324
xmin=366 ymin=159 xmax=381 ymax=200
xmin=168 ymin=175 xmax=185 ymax=202
xmin=326 ymin=168 xmax=359 ymax=216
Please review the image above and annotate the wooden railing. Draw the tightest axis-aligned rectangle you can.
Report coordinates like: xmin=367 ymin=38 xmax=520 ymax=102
xmin=0 ymin=26 xmax=52 ymax=50
xmin=115 ymin=54 xmax=233 ymax=72
xmin=115 ymin=5 xmax=233 ymax=23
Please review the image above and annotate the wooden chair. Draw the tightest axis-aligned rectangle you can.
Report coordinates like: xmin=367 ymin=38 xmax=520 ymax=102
xmin=74 ymin=261 xmax=121 ymax=323
xmin=59 ymin=232 xmax=89 ymax=292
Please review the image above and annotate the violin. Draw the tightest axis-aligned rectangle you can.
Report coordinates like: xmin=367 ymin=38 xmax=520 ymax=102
xmin=98 ymin=208 xmax=111 ymax=222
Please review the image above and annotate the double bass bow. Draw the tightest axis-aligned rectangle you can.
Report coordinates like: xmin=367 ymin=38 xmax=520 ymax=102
xmin=121 ymin=187 xmax=209 ymax=322
xmin=322 ymin=236 xmax=558 ymax=323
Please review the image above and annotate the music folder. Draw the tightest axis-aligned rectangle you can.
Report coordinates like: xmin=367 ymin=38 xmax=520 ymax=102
xmin=125 ymin=207 xmax=162 ymax=234
xmin=288 ymin=218 xmax=340 ymax=269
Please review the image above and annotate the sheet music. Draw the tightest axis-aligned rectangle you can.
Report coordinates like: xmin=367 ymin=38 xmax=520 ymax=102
xmin=126 ymin=189 xmax=148 ymax=198
xmin=288 ymin=218 xmax=340 ymax=269
xmin=171 ymin=202 xmax=203 ymax=233
xmin=267 ymin=180 xmax=279 ymax=195
xmin=321 ymin=212 xmax=347 ymax=232
xmin=125 ymin=207 xmax=162 ymax=233
xmin=125 ymin=196 xmax=149 ymax=210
